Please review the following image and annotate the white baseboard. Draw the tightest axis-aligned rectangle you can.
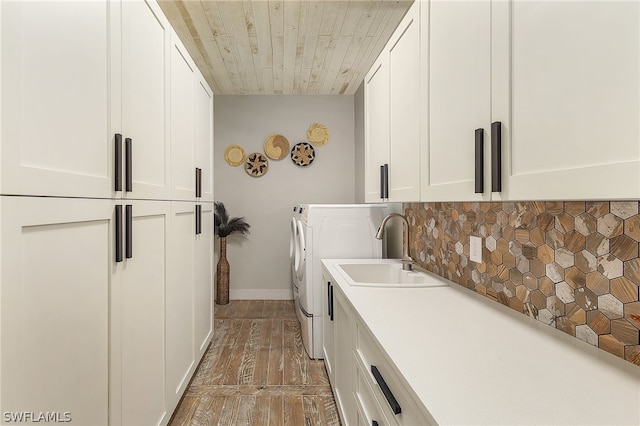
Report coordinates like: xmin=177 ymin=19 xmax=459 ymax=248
xmin=229 ymin=289 xmax=293 ymax=300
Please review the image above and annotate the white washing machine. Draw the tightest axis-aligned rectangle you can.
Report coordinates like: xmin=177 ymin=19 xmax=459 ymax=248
xmin=290 ymin=204 xmax=387 ymax=359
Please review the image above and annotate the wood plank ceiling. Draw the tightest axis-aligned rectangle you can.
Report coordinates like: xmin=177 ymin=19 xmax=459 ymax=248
xmin=158 ymin=0 xmax=413 ymax=95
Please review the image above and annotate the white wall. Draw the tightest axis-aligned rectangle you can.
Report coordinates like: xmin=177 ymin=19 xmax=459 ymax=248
xmin=214 ymin=95 xmax=357 ymax=300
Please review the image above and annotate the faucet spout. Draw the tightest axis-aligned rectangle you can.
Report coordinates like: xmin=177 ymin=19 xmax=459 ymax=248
xmin=376 ymin=213 xmax=413 ymax=271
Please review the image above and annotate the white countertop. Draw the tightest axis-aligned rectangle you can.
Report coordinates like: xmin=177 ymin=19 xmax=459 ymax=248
xmin=322 ymin=258 xmax=640 ymax=425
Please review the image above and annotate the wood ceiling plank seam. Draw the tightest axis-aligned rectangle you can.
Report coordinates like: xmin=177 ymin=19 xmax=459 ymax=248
xmin=315 ymin=2 xmax=349 ymax=93
xmin=201 ymin=0 xmax=244 ymax=94
xmin=242 ymin=1 xmax=265 ymax=93
xmin=262 ymin=67 xmax=275 ymax=94
xmin=317 ymin=0 xmax=342 ymax=37
xmin=268 ymin=0 xmax=285 ymax=94
xmin=299 ymin=67 xmax=313 ymax=95
xmin=283 ymin=67 xmax=295 ymax=95
xmin=226 ymin=1 xmax=260 ymax=93
xmin=321 ymin=35 xmax=353 ymax=94
xmin=307 ymin=34 xmax=331 ymax=94
xmin=283 ymin=0 xmax=300 ymax=70
xmin=293 ymin=0 xmax=310 ymax=94
xmin=215 ymin=1 xmax=251 ymax=93
xmin=300 ymin=1 xmax=325 ymax=71
xmin=338 ymin=0 xmax=368 ymax=37
xmin=251 ymin=0 xmax=274 ymax=70
xmin=171 ymin=0 xmax=226 ymax=93
xmin=332 ymin=1 xmax=384 ymax=94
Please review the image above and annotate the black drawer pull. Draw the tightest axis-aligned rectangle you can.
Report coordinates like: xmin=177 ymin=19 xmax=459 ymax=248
xmin=195 ymin=168 xmax=202 ymax=197
xmin=115 ymin=205 xmax=123 ymax=262
xmin=125 ymin=204 xmax=133 ymax=259
xmin=491 ymin=121 xmax=502 ymax=192
xmin=115 ymin=134 xmax=122 ymax=192
xmin=371 ymin=365 xmax=401 ymax=415
xmin=329 ymin=283 xmax=334 ymax=321
xmin=380 ymin=164 xmax=389 ymax=199
xmin=372 ymin=421 xmax=379 ymax=426
xmin=474 ymin=128 xmax=484 ymax=193
xmin=195 ymin=204 xmax=202 ymax=235
xmin=125 ymin=137 xmax=133 ymax=192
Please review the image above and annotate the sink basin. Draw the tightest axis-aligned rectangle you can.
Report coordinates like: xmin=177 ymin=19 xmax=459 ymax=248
xmin=337 ymin=263 xmax=448 ymax=288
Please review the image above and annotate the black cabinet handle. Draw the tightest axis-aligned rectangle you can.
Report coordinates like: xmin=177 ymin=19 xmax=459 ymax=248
xmin=474 ymin=128 xmax=484 ymax=193
xmin=125 ymin=204 xmax=133 ymax=259
xmin=372 ymin=421 xmax=379 ymax=426
xmin=115 ymin=134 xmax=122 ymax=192
xmin=491 ymin=121 xmax=502 ymax=192
xmin=196 ymin=204 xmax=202 ymax=235
xmin=115 ymin=205 xmax=123 ymax=262
xmin=195 ymin=168 xmax=202 ymax=198
xmin=125 ymin=137 xmax=133 ymax=192
xmin=327 ymin=282 xmax=334 ymax=321
xmin=380 ymin=164 xmax=389 ymax=199
xmin=371 ymin=365 xmax=401 ymax=415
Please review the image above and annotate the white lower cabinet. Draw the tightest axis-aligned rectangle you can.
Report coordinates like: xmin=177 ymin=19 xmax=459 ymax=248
xmin=193 ymin=202 xmax=214 ymax=359
xmin=1 ymin=197 xmax=112 ymax=424
xmin=322 ymin=276 xmax=336 ymax=386
xmin=166 ymin=201 xmax=214 ymax=410
xmin=111 ymin=200 xmax=170 ymax=426
xmin=166 ymin=202 xmax=196 ymax=410
xmin=329 ymin=285 xmax=434 ymax=426
xmin=333 ymin=289 xmax=357 ymax=426
xmin=1 ymin=197 xmax=212 ymax=425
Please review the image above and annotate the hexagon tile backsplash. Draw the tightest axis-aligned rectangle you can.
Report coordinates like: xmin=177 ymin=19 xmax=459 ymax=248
xmin=404 ymin=201 xmax=640 ymax=366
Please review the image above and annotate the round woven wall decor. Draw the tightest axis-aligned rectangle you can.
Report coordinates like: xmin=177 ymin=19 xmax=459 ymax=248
xmin=264 ymin=134 xmax=290 ymax=160
xmin=307 ymin=123 xmax=330 ymax=146
xmin=290 ymin=142 xmax=315 ymax=167
xmin=244 ymin=152 xmax=269 ymax=177
xmin=224 ymin=145 xmax=246 ymax=167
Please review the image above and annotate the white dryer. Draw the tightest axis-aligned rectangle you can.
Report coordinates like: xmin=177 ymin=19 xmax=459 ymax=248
xmin=290 ymin=204 xmax=387 ymax=359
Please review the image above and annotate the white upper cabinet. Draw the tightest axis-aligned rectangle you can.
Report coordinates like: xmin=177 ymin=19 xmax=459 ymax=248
xmin=195 ymin=77 xmax=214 ymax=202
xmin=422 ymin=0 xmax=640 ymax=202
xmin=388 ymin=3 xmax=422 ymax=202
xmin=365 ymin=1 xmax=421 ymax=203
xmin=493 ymin=0 xmax=640 ymax=200
xmin=121 ymin=0 xmax=171 ymax=200
xmin=422 ymin=0 xmax=492 ymax=201
xmin=1 ymin=0 xmax=116 ymax=198
xmin=169 ymin=34 xmax=196 ymax=201
xmin=364 ymin=57 xmax=391 ymax=203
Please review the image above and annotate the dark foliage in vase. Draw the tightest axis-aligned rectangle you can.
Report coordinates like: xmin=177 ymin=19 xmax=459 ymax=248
xmin=214 ymin=202 xmax=250 ymax=238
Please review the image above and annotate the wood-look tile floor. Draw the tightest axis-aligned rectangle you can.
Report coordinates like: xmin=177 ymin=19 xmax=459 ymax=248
xmin=168 ymin=300 xmax=341 ymax=426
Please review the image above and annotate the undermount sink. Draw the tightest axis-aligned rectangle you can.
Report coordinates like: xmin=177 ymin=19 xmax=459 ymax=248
xmin=337 ymin=263 xmax=449 ymax=288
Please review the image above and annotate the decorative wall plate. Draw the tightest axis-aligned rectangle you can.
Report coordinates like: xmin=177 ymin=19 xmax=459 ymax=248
xmin=307 ymin=123 xmax=330 ymax=146
xmin=224 ymin=145 xmax=246 ymax=166
xmin=264 ymin=134 xmax=290 ymax=160
xmin=244 ymin=152 xmax=269 ymax=177
xmin=290 ymin=142 xmax=315 ymax=167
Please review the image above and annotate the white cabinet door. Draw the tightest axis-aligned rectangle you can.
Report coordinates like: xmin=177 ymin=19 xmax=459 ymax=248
xmin=121 ymin=0 xmax=171 ymax=200
xmin=322 ymin=277 xmax=335 ymax=386
xmin=1 ymin=0 xmax=117 ymax=198
xmin=492 ymin=0 xmax=640 ymax=200
xmin=334 ymin=289 xmax=356 ymax=426
xmin=111 ymin=200 xmax=169 ymax=426
xmin=1 ymin=197 xmax=112 ymax=424
xmin=170 ymin=34 xmax=196 ymax=201
xmin=388 ymin=2 xmax=421 ymax=202
xmin=194 ymin=202 xmax=214 ymax=357
xmin=195 ymin=76 xmax=214 ymax=202
xmin=166 ymin=202 xmax=195 ymax=410
xmin=422 ymin=0 xmax=492 ymax=201
xmin=364 ymin=56 xmax=391 ymax=203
